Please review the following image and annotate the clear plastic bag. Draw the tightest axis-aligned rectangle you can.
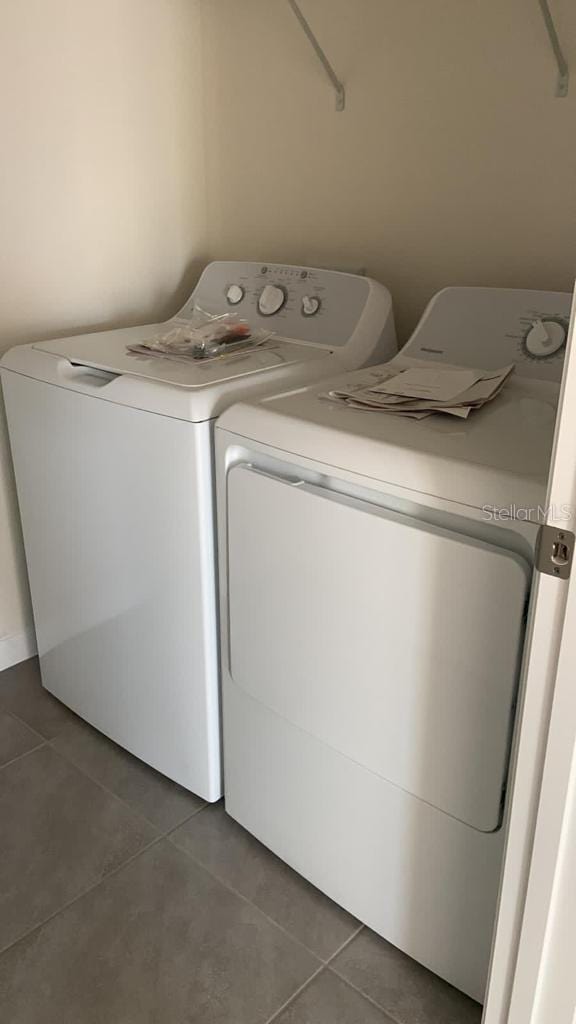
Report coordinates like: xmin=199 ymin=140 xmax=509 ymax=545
xmin=128 ymin=306 xmax=274 ymax=362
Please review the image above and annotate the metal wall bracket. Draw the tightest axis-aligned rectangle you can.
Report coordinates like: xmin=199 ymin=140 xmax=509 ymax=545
xmin=536 ymin=525 xmax=574 ymax=578
xmin=287 ymin=0 xmax=345 ymax=111
xmin=537 ymin=0 xmax=569 ymax=97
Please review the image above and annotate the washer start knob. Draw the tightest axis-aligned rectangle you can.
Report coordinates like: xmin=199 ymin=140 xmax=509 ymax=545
xmin=258 ymin=284 xmax=286 ymax=316
xmin=525 ymin=320 xmax=566 ymax=358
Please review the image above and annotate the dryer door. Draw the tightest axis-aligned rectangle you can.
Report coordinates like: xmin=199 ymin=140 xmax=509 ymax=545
xmin=227 ymin=464 xmax=530 ymax=833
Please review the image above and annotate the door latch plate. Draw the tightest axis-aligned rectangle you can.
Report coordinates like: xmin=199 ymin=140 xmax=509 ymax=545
xmin=536 ymin=525 xmax=574 ymax=579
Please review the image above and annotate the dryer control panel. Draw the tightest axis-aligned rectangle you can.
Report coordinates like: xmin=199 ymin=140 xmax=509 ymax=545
xmin=177 ymin=261 xmax=381 ymax=350
xmin=404 ymin=287 xmax=572 ymax=381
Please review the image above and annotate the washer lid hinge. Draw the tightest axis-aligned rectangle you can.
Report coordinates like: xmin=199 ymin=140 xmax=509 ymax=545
xmin=535 ymin=525 xmax=574 ymax=579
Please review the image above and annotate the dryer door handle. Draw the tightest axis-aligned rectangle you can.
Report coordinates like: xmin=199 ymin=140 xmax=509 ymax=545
xmin=229 ymin=463 xmax=305 ymax=489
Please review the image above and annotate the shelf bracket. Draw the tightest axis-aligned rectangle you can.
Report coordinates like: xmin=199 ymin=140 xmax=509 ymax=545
xmin=537 ymin=0 xmax=569 ymax=97
xmin=286 ymin=0 xmax=345 ymax=111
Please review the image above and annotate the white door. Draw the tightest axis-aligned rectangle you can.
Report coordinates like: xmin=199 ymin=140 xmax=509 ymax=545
xmin=484 ymin=284 xmax=576 ymax=1024
xmin=228 ymin=466 xmax=529 ymax=834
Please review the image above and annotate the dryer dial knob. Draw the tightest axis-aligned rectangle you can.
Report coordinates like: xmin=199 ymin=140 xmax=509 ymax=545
xmin=526 ymin=320 xmax=566 ymax=358
xmin=226 ymin=284 xmax=244 ymax=305
xmin=258 ymin=284 xmax=286 ymax=316
xmin=302 ymin=295 xmax=321 ymax=317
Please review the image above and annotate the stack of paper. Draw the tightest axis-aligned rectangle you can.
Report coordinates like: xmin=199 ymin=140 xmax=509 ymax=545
xmin=325 ymin=362 xmax=515 ymax=419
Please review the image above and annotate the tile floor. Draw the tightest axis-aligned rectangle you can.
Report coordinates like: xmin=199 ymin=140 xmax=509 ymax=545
xmin=0 ymin=658 xmax=483 ymax=1024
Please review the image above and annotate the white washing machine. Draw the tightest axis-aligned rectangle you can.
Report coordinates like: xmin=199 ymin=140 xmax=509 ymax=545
xmin=0 ymin=261 xmax=395 ymax=801
xmin=215 ymin=286 xmax=572 ymax=1001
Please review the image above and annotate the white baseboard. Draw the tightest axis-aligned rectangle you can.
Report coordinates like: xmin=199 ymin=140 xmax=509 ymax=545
xmin=0 ymin=626 xmax=37 ymax=672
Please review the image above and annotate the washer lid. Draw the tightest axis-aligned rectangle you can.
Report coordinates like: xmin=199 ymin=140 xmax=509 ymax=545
xmin=33 ymin=329 xmax=327 ymax=389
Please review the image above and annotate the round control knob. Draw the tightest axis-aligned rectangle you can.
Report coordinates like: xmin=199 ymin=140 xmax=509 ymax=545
xmin=302 ymin=295 xmax=321 ymax=317
xmin=258 ymin=284 xmax=286 ymax=317
xmin=226 ymin=284 xmax=244 ymax=305
xmin=525 ymin=319 xmax=566 ymax=358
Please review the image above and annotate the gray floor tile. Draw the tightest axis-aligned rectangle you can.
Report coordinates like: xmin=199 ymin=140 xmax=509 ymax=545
xmin=332 ymin=930 xmax=483 ymax=1024
xmin=276 ymin=971 xmax=395 ymax=1023
xmin=0 ymin=745 xmax=157 ymax=951
xmin=0 ymin=840 xmax=319 ymax=1024
xmin=171 ymin=803 xmax=359 ymax=959
xmin=51 ymin=716 xmax=206 ymax=832
xmin=0 ymin=658 xmax=75 ymax=739
xmin=0 ymin=712 xmax=43 ymax=767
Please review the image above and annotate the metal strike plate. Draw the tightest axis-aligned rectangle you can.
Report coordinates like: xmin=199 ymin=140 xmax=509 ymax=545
xmin=536 ymin=525 xmax=574 ymax=579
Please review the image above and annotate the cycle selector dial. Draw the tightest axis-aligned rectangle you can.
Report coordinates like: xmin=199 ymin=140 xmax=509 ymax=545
xmin=302 ymin=295 xmax=321 ymax=317
xmin=258 ymin=284 xmax=286 ymax=316
xmin=525 ymin=320 xmax=566 ymax=358
xmin=226 ymin=284 xmax=244 ymax=305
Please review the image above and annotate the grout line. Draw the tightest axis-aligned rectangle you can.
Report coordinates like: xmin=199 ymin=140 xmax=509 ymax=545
xmin=161 ymin=800 xmax=210 ymax=840
xmin=2 ymin=683 xmax=208 ymax=837
xmin=262 ymin=926 xmax=367 ymax=1024
xmin=328 ymin=962 xmax=404 ymax=1024
xmin=44 ymin=732 xmax=210 ymax=838
xmin=1 ymin=709 xmax=46 ymax=744
xmin=262 ymin=964 xmax=327 ymax=1024
xmin=167 ymin=829 xmax=328 ymax=963
xmin=44 ymin=739 xmax=210 ymax=839
xmin=45 ymin=742 xmax=165 ymax=836
xmin=168 ymin=823 xmax=366 ymax=968
xmin=326 ymin=923 xmax=365 ymax=963
xmin=0 ymin=738 xmax=47 ymax=774
xmin=157 ymin=802 xmax=207 ymax=839
xmin=0 ymin=833 xmax=165 ymax=960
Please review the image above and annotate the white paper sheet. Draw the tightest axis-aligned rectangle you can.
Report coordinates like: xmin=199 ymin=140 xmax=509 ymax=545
xmin=370 ymin=367 xmax=482 ymax=402
xmin=324 ymin=361 xmax=515 ymax=419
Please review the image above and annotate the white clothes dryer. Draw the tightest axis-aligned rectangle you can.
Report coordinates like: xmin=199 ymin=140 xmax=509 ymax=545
xmin=1 ymin=261 xmax=395 ymax=801
xmin=215 ymin=286 xmax=572 ymax=1000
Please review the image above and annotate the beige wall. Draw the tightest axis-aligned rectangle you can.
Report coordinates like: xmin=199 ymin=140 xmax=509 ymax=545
xmin=201 ymin=0 xmax=576 ymax=340
xmin=0 ymin=0 xmax=207 ymax=657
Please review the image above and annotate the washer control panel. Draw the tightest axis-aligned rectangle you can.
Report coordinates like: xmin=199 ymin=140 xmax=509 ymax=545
xmin=405 ymin=287 xmax=572 ymax=381
xmin=179 ymin=261 xmax=374 ymax=349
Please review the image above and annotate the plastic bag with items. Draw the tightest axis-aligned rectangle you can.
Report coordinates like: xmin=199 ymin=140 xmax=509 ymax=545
xmin=127 ymin=306 xmax=274 ymax=362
